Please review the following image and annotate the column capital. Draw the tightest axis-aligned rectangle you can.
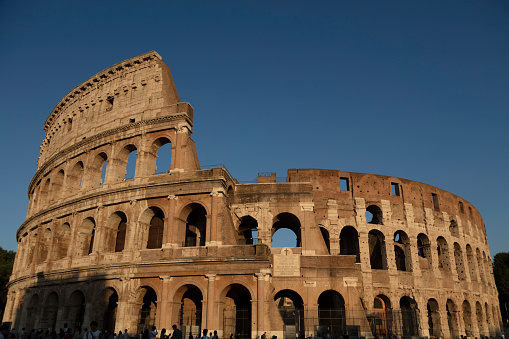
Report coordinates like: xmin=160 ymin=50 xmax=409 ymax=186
xmin=205 ymin=274 xmax=217 ymax=281
xmin=159 ymin=275 xmax=172 ymax=282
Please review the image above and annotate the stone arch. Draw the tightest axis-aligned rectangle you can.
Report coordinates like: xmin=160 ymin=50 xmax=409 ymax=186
xmin=102 ymin=287 xmax=119 ymax=334
xmin=272 ymin=213 xmax=301 ymax=247
xmin=238 ymin=215 xmax=258 ymax=245
xmin=139 ymin=207 xmax=165 ymax=249
xmin=152 ymin=137 xmax=173 ymax=174
xmin=135 ymin=286 xmax=158 ymax=334
xmin=366 ymin=205 xmax=383 ymax=224
xmin=369 ymin=229 xmax=387 ymax=270
xmin=399 ymin=296 xmax=419 ymax=337
xmin=67 ymin=160 xmax=84 ymax=194
xmin=89 ymin=152 xmax=108 ymax=187
xmin=66 ymin=290 xmax=86 ymax=331
xmin=339 ymin=226 xmax=360 ymax=262
xmin=173 ymin=284 xmax=204 ymax=337
xmin=427 ymin=298 xmax=441 ymax=338
xmin=475 ymin=301 xmax=484 ymax=336
xmin=462 ymin=300 xmax=473 ymax=337
xmin=394 ymin=230 xmax=411 ymax=272
xmin=179 ymin=203 xmax=207 ymax=247
xmin=76 ymin=217 xmax=96 ymax=256
xmin=220 ymin=284 xmax=252 ymax=339
xmin=41 ymin=292 xmax=59 ymax=330
xmin=466 ymin=245 xmax=477 ymax=281
xmin=436 ymin=236 xmax=451 ymax=270
xmin=449 ymin=219 xmax=459 ymax=237
xmin=317 ymin=290 xmax=345 ymax=338
xmin=55 ymin=222 xmax=71 ymax=260
xmin=105 ymin=211 xmax=128 ymax=252
xmin=417 ymin=233 xmax=432 ymax=269
xmin=36 ymin=227 xmax=52 ymax=264
xmin=226 ymin=185 xmax=235 ymax=206
xmin=274 ymin=289 xmax=305 ymax=338
xmin=118 ymin=144 xmax=138 ymax=181
xmin=24 ymin=294 xmax=40 ymax=330
xmin=453 ymin=243 xmax=467 ymax=281
xmin=39 ymin=178 xmax=51 ymax=209
xmin=476 ymin=248 xmax=486 ymax=286
xmin=447 ymin=299 xmax=459 ymax=339
xmin=53 ymin=169 xmax=65 ymax=201
xmin=319 ymin=226 xmax=330 ymax=254
xmin=373 ymin=294 xmax=392 ymax=338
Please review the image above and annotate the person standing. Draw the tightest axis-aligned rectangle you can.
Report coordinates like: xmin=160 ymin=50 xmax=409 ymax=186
xmin=0 ymin=324 xmax=10 ymax=339
xmin=85 ymin=322 xmax=102 ymax=339
xmin=170 ymin=326 xmax=181 ymax=339
xmin=149 ymin=328 xmax=157 ymax=339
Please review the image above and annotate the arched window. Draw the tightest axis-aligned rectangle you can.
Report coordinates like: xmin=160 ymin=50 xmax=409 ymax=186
xmin=400 ymin=297 xmax=419 ymax=337
xmin=394 ymin=230 xmax=411 ymax=271
xmin=238 ymin=216 xmax=258 ymax=245
xmin=449 ymin=219 xmax=459 ymax=237
xmin=339 ymin=226 xmax=360 ymax=262
xmin=417 ymin=233 xmax=432 ymax=269
xmin=147 ymin=208 xmax=165 ymax=249
xmin=77 ymin=217 xmax=96 ymax=256
xmin=179 ymin=204 xmax=207 ymax=247
xmin=427 ymin=299 xmax=441 ymax=338
xmin=39 ymin=179 xmax=51 ymax=209
xmin=103 ymin=288 xmax=119 ymax=333
xmin=90 ymin=152 xmax=108 ymax=187
xmin=53 ymin=169 xmax=65 ymax=201
xmin=447 ymin=299 xmax=459 ymax=339
xmin=463 ymin=300 xmax=473 ymax=336
xmin=366 ymin=205 xmax=383 ymax=224
xmin=136 ymin=287 xmax=158 ymax=334
xmin=466 ymin=245 xmax=477 ymax=281
xmin=454 ymin=243 xmax=467 ymax=281
xmin=55 ymin=223 xmax=71 ymax=260
xmin=369 ymin=230 xmax=387 ymax=270
xmin=124 ymin=145 xmax=138 ymax=180
xmin=476 ymin=248 xmax=486 ymax=285
xmin=105 ymin=212 xmax=128 ymax=252
xmin=320 ymin=227 xmax=330 ymax=254
xmin=153 ymin=137 xmax=172 ymax=174
xmin=68 ymin=161 xmax=84 ymax=193
xmin=437 ymin=236 xmax=451 ymax=270
xmin=272 ymin=213 xmax=301 ymax=247
xmin=36 ymin=227 xmax=52 ymax=264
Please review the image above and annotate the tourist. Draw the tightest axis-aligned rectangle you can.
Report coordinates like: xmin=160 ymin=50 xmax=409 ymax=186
xmin=0 ymin=324 xmax=10 ymax=339
xmin=199 ymin=329 xmax=208 ymax=339
xmin=149 ymin=327 xmax=157 ymax=339
xmin=170 ymin=326 xmax=181 ymax=339
xmin=211 ymin=331 xmax=217 ymax=339
xmin=85 ymin=322 xmax=102 ymax=339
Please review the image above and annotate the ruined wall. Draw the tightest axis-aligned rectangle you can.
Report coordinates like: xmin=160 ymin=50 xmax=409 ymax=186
xmin=3 ymin=52 xmax=501 ymax=339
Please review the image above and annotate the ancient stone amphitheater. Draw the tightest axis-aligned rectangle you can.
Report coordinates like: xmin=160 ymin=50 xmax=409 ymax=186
xmin=2 ymin=51 xmax=502 ymax=339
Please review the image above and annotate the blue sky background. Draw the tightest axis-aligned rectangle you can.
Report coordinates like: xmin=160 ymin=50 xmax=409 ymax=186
xmin=0 ymin=1 xmax=508 ymax=255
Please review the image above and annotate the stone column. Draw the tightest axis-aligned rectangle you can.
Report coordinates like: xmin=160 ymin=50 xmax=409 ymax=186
xmin=205 ymin=274 xmax=217 ymax=330
xmin=209 ymin=189 xmax=225 ymax=246
xmin=255 ymin=273 xmax=267 ymax=335
xmin=164 ymin=195 xmax=178 ymax=247
xmin=159 ymin=276 xmax=172 ymax=329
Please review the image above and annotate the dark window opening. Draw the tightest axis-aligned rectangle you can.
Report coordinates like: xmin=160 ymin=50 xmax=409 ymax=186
xmin=107 ymin=97 xmax=114 ymax=111
xmin=340 ymin=177 xmax=349 ymax=191
xmin=391 ymin=182 xmax=400 ymax=196
xmin=432 ymin=193 xmax=439 ymax=211
xmin=459 ymin=201 xmax=464 ymax=213
xmin=130 ymin=118 xmax=135 ymax=123
xmin=366 ymin=205 xmax=383 ymax=224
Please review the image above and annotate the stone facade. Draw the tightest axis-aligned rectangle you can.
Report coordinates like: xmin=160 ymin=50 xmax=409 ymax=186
xmin=2 ymin=51 xmax=502 ymax=339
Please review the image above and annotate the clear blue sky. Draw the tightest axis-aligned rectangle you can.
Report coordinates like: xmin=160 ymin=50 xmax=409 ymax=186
xmin=0 ymin=1 xmax=508 ymax=256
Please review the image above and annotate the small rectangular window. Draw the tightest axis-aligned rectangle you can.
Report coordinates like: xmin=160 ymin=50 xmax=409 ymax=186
xmin=432 ymin=193 xmax=439 ymax=211
xmin=459 ymin=201 xmax=464 ymax=213
xmin=340 ymin=177 xmax=349 ymax=191
xmin=469 ymin=206 xmax=473 ymax=217
xmin=391 ymin=182 xmax=400 ymax=196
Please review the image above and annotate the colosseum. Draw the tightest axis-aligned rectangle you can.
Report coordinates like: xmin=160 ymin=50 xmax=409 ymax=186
xmin=2 ymin=51 xmax=502 ymax=339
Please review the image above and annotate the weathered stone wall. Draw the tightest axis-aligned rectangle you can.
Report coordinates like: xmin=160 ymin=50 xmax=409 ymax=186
xmin=3 ymin=52 xmax=501 ymax=339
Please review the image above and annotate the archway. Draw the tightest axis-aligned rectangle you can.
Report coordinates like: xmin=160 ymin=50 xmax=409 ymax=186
xmin=103 ymin=288 xmax=119 ymax=334
xmin=41 ymin=292 xmax=59 ymax=330
xmin=25 ymin=294 xmax=40 ymax=331
xmin=272 ymin=213 xmax=301 ymax=247
xmin=339 ymin=226 xmax=360 ymax=262
xmin=446 ymin=299 xmax=459 ymax=339
xmin=175 ymin=285 xmax=203 ymax=338
xmin=317 ymin=290 xmax=346 ymax=338
xmin=462 ymin=300 xmax=472 ymax=337
xmin=366 ymin=205 xmax=383 ymax=224
xmin=417 ymin=233 xmax=432 ymax=269
xmin=137 ymin=287 xmax=158 ymax=334
xmin=427 ymin=299 xmax=441 ymax=338
xmin=222 ymin=284 xmax=252 ymax=339
xmin=399 ymin=296 xmax=419 ymax=337
xmin=373 ymin=295 xmax=392 ymax=338
xmin=394 ymin=231 xmax=411 ymax=272
xmin=437 ymin=237 xmax=451 ymax=270
xmin=274 ymin=290 xmax=305 ymax=339
xmin=67 ymin=290 xmax=86 ymax=331
xmin=182 ymin=204 xmax=207 ymax=247
xmin=368 ymin=230 xmax=387 ymax=269
xmin=238 ymin=216 xmax=258 ymax=245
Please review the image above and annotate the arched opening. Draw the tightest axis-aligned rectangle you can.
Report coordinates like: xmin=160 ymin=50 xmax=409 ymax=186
xmin=437 ymin=237 xmax=451 ymax=270
xmin=446 ymin=299 xmax=459 ymax=339
xmin=485 ymin=302 xmax=492 ymax=337
xmin=36 ymin=228 xmax=52 ymax=264
xmin=76 ymin=218 xmax=96 ymax=256
xmin=272 ymin=213 xmax=301 ymax=247
xmin=176 ymin=285 xmax=203 ymax=339
xmin=238 ymin=216 xmax=258 ymax=245
xmin=226 ymin=186 xmax=235 ymax=206
xmin=339 ymin=226 xmax=360 ymax=262
xmin=399 ymin=297 xmax=419 ymax=337
xmin=366 ymin=205 xmax=383 ymax=224
xmin=449 ymin=219 xmax=459 ymax=237
xmin=137 ymin=287 xmax=158 ymax=334
xmin=417 ymin=233 xmax=432 ymax=269
xmin=67 ymin=290 xmax=86 ymax=331
xmin=115 ymin=213 xmax=127 ymax=252
xmin=124 ymin=145 xmax=138 ymax=180
xmin=146 ymin=207 xmax=165 ymax=249
xmin=368 ymin=230 xmax=387 ymax=270
xmin=454 ymin=243 xmax=467 ymax=281
xmin=394 ymin=230 xmax=411 ymax=272
xmin=466 ymin=245 xmax=477 ymax=281
xmin=274 ymin=290 xmax=305 ymax=339
xmin=103 ymin=288 xmax=118 ymax=334
xmin=222 ymin=284 xmax=252 ymax=339
xmin=182 ymin=204 xmax=207 ymax=247
xmin=91 ymin=152 xmax=108 ymax=187
xmin=476 ymin=248 xmax=486 ymax=286
xmin=318 ymin=290 xmax=346 ymax=338
xmin=373 ymin=295 xmax=392 ymax=338
xmin=427 ymin=299 xmax=441 ymax=338
xmin=462 ymin=300 xmax=473 ymax=337
xmin=475 ymin=302 xmax=484 ymax=336
xmin=319 ymin=227 xmax=330 ymax=254
xmin=55 ymin=223 xmax=71 ymax=260
xmin=53 ymin=170 xmax=65 ymax=201
xmin=25 ymin=294 xmax=40 ymax=331
xmin=154 ymin=138 xmax=172 ymax=174
xmin=39 ymin=179 xmax=51 ymax=208
xmin=68 ymin=161 xmax=84 ymax=193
